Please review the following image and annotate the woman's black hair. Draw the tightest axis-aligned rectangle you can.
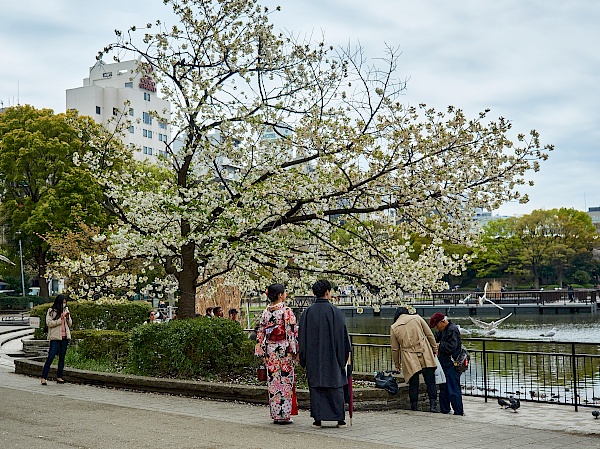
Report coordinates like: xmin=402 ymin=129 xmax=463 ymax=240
xmin=266 ymin=284 xmax=285 ymax=303
xmin=50 ymin=294 xmax=68 ymax=318
xmin=393 ymin=307 xmax=410 ymax=323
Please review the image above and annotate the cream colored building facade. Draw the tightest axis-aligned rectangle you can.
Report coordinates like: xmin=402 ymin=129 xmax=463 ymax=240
xmin=66 ymin=59 xmax=170 ymax=161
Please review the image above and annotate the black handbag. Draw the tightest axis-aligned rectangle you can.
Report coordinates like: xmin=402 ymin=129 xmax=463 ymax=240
xmin=374 ymin=371 xmax=399 ymax=394
xmin=451 ymin=345 xmax=470 ymax=373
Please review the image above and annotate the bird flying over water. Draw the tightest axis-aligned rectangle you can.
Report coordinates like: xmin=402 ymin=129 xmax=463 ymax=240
xmin=477 ymin=282 xmax=504 ymax=310
xmin=459 ymin=294 xmax=471 ymax=304
xmin=469 ymin=313 xmax=513 ymax=334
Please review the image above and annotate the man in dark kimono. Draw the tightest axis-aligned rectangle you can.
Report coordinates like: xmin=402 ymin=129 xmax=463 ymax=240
xmin=299 ymin=279 xmax=351 ymax=428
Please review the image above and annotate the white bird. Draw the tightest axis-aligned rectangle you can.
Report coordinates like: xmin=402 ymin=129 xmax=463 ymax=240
xmin=540 ymin=328 xmax=557 ymax=338
xmin=477 ymin=282 xmax=504 ymax=310
xmin=0 ymin=255 xmax=15 ymax=266
xmin=477 ymin=283 xmax=488 ymax=306
xmin=459 ymin=294 xmax=472 ymax=304
xmin=457 ymin=325 xmax=472 ymax=335
xmin=469 ymin=313 xmax=513 ymax=334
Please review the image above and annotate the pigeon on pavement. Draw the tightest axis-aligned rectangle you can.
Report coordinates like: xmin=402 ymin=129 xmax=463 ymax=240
xmin=497 ymin=397 xmax=511 ymax=409
xmin=508 ymin=397 xmax=521 ymax=412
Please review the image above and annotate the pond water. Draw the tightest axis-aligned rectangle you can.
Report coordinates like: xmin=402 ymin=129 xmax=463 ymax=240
xmin=346 ymin=312 xmax=600 ymax=406
xmin=346 ymin=312 xmax=600 ymax=343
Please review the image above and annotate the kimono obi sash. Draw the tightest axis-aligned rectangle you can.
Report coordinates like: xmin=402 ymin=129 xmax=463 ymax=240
xmin=266 ymin=322 xmax=286 ymax=342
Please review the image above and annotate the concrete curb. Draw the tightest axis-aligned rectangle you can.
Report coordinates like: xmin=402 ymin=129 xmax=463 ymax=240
xmin=14 ymin=357 xmax=412 ymax=410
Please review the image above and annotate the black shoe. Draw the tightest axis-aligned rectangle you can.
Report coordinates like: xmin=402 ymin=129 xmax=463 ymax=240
xmin=337 ymin=420 xmax=347 ymax=428
xmin=312 ymin=420 xmax=322 ymax=427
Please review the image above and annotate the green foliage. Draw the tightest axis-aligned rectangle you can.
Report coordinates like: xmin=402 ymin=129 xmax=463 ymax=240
xmin=128 ymin=318 xmax=255 ymax=378
xmin=472 ymin=209 xmax=599 ymax=288
xmin=30 ymin=299 xmax=152 ymax=338
xmin=0 ymin=295 xmax=46 ymax=310
xmin=0 ymin=105 xmax=128 ymax=297
xmin=64 ymin=346 xmax=125 ymax=373
xmin=71 ymin=329 xmax=130 ymax=363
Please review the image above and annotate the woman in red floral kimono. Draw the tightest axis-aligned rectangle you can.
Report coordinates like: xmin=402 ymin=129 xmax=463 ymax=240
xmin=255 ymin=283 xmax=298 ymax=424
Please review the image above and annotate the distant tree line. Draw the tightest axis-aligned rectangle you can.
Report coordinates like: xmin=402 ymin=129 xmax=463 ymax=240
xmin=445 ymin=208 xmax=600 ymax=290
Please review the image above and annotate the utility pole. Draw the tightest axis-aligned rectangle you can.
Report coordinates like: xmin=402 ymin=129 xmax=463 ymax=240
xmin=17 ymin=232 xmax=25 ymax=297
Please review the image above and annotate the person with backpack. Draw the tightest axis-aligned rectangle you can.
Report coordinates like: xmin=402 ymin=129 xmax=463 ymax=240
xmin=429 ymin=312 xmax=465 ymax=416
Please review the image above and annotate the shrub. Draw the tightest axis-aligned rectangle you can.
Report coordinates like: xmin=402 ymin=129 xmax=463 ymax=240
xmin=0 ymin=295 xmax=47 ymax=310
xmin=71 ymin=329 xmax=130 ymax=363
xmin=30 ymin=299 xmax=152 ymax=339
xmin=128 ymin=317 xmax=255 ymax=378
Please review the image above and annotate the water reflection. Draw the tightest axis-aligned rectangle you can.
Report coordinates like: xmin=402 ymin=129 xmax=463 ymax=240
xmin=346 ymin=311 xmax=600 ymax=406
xmin=346 ymin=312 xmax=600 ymax=343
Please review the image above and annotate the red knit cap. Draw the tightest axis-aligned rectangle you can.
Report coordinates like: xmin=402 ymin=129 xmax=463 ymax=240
xmin=429 ymin=312 xmax=446 ymax=328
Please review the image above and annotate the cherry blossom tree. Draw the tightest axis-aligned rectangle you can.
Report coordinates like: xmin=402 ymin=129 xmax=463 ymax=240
xmin=74 ymin=0 xmax=551 ymax=318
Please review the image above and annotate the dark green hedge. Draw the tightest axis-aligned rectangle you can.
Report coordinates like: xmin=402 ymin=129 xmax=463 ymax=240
xmin=71 ymin=329 xmax=130 ymax=363
xmin=30 ymin=300 xmax=152 ymax=339
xmin=128 ymin=317 xmax=255 ymax=378
xmin=0 ymin=296 xmax=47 ymax=310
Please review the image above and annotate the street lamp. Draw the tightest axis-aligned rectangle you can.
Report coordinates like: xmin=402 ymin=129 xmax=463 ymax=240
xmin=16 ymin=231 xmax=25 ymax=297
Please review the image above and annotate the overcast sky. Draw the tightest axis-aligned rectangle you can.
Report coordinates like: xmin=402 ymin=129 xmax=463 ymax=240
xmin=2 ymin=0 xmax=599 ymax=217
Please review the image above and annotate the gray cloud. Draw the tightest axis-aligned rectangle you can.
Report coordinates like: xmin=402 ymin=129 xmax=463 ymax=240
xmin=1 ymin=0 xmax=598 ymax=215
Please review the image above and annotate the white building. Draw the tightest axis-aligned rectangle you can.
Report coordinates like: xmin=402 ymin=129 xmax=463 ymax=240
xmin=66 ymin=59 xmax=170 ymax=161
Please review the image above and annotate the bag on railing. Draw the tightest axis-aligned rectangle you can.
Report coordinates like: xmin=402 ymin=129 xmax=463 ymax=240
xmin=434 ymin=356 xmax=446 ymax=384
xmin=374 ymin=371 xmax=399 ymax=394
xmin=451 ymin=345 xmax=470 ymax=373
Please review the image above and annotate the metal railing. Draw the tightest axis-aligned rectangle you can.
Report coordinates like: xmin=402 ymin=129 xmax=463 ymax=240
xmin=349 ymin=333 xmax=600 ymax=410
xmin=245 ymin=289 xmax=598 ymax=311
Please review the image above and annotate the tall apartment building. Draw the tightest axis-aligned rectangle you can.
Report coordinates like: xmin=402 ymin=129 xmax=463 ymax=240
xmin=66 ymin=59 xmax=170 ymax=161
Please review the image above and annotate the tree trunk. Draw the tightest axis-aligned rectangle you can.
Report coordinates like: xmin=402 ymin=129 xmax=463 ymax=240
xmin=35 ymin=250 xmax=50 ymax=299
xmin=176 ymin=238 xmax=199 ymax=319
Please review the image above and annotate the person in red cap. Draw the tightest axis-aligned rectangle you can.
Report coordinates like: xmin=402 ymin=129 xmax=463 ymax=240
xmin=429 ymin=312 xmax=464 ymax=416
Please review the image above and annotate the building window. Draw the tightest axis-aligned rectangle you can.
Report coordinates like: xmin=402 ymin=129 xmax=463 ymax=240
xmin=95 ymin=106 xmax=101 ymax=114
xmin=159 ymin=121 xmax=166 ymax=129
xmin=143 ymin=146 xmax=148 ymax=155
xmin=142 ymin=112 xmax=152 ymax=125
xmin=129 ymin=108 xmax=134 ymax=116
xmin=147 ymin=147 xmax=153 ymax=155
xmin=112 ymin=107 xmax=118 ymax=116
xmin=143 ymin=129 xmax=147 ymax=137
xmin=125 ymin=82 xmax=133 ymax=88
xmin=147 ymin=130 xmax=152 ymax=139
xmin=129 ymin=126 xmax=134 ymax=134
xmin=143 ymin=92 xmax=151 ymax=101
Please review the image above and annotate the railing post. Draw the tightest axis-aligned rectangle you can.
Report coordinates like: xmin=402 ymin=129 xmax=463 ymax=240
xmin=571 ymin=342 xmax=578 ymax=412
xmin=483 ymin=340 xmax=488 ymax=403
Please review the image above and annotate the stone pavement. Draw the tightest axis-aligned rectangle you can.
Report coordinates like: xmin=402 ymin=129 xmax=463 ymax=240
xmin=1 ymin=329 xmax=599 ymax=449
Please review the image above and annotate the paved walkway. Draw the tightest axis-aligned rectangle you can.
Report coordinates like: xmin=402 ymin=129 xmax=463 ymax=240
xmin=1 ymin=328 xmax=599 ymax=448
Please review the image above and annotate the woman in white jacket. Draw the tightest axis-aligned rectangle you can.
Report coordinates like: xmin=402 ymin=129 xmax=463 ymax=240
xmin=40 ymin=294 xmax=72 ymax=385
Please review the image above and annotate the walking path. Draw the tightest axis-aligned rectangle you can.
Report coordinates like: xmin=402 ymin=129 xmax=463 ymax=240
xmin=1 ymin=327 xmax=599 ymax=448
